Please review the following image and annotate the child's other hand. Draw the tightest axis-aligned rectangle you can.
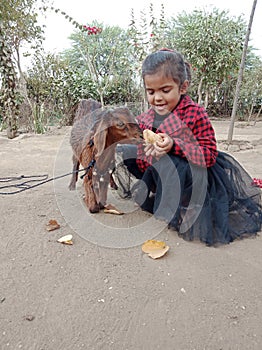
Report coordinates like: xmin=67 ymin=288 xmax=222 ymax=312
xmin=144 ymin=143 xmax=155 ymax=157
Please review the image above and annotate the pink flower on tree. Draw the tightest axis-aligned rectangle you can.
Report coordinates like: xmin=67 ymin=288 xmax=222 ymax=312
xmin=83 ymin=25 xmax=102 ymax=35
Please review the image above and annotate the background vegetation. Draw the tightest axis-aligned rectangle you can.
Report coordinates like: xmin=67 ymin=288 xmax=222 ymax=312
xmin=0 ymin=0 xmax=261 ymax=137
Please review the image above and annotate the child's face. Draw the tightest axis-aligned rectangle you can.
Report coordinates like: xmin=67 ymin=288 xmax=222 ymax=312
xmin=144 ymin=72 xmax=188 ymax=115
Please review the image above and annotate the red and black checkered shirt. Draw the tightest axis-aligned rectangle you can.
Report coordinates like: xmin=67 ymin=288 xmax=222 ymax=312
xmin=136 ymin=95 xmax=218 ymax=172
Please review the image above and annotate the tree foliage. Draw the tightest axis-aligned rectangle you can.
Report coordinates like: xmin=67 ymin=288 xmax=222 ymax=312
xmin=0 ymin=0 xmax=48 ymax=137
xmin=169 ymin=8 xmax=247 ymax=109
xmin=128 ymin=4 xmax=168 ymax=65
xmin=25 ymin=52 xmax=73 ymax=132
xmin=0 ymin=23 xmax=20 ymax=137
xmin=240 ymin=56 xmax=262 ymax=120
xmin=1 ymin=3 xmax=261 ymax=134
xmin=62 ymin=21 xmax=141 ymax=107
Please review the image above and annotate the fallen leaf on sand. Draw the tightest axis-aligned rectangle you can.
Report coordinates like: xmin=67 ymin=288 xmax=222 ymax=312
xmin=46 ymin=219 xmax=60 ymax=231
xmin=24 ymin=315 xmax=35 ymax=321
xmin=104 ymin=204 xmax=124 ymax=215
xmin=142 ymin=239 xmax=169 ymax=259
xmin=57 ymin=234 xmax=73 ymax=245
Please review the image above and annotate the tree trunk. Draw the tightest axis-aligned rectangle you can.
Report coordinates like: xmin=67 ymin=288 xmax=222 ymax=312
xmin=253 ymin=104 xmax=262 ymax=125
xmin=204 ymin=89 xmax=209 ymax=109
xmin=247 ymin=102 xmax=254 ymax=123
xmin=197 ymin=76 xmax=203 ymax=105
xmin=227 ymin=0 xmax=257 ymax=142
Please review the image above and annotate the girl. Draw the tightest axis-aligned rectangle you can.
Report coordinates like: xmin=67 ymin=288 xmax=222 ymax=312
xmin=116 ymin=49 xmax=262 ymax=246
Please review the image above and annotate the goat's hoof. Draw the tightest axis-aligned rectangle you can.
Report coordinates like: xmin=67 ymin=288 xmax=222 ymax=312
xmin=68 ymin=184 xmax=76 ymax=191
xmin=89 ymin=205 xmax=100 ymax=213
xmin=99 ymin=202 xmax=105 ymax=209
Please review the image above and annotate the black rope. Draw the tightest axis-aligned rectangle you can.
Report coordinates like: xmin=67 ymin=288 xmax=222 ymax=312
xmin=0 ymin=159 xmax=96 ymax=195
xmin=0 ymin=174 xmax=48 ymax=183
xmin=80 ymin=159 xmax=96 ymax=179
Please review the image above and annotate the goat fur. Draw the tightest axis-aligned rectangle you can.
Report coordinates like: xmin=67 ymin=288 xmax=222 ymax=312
xmin=69 ymin=98 xmax=141 ymax=213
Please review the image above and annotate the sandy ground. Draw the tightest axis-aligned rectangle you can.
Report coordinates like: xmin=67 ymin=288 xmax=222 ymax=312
xmin=0 ymin=120 xmax=262 ymax=350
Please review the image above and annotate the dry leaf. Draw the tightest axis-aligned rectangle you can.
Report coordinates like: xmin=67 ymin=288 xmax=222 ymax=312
xmin=142 ymin=239 xmax=169 ymax=259
xmin=46 ymin=219 xmax=60 ymax=231
xmin=57 ymin=234 xmax=73 ymax=245
xmin=104 ymin=204 xmax=124 ymax=215
xmin=24 ymin=315 xmax=35 ymax=321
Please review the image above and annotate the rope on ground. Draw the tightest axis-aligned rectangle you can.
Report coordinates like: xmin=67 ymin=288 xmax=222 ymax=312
xmin=0 ymin=168 xmax=90 ymax=195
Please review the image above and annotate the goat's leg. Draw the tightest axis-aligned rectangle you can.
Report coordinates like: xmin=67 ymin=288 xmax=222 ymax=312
xmin=98 ymin=174 xmax=111 ymax=208
xmin=110 ymin=173 xmax=118 ymax=190
xmin=83 ymin=176 xmax=100 ymax=213
xmin=68 ymin=155 xmax=79 ymax=190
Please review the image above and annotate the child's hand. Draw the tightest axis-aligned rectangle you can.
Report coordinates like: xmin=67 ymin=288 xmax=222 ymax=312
xmin=154 ymin=133 xmax=173 ymax=158
xmin=144 ymin=133 xmax=173 ymax=159
xmin=144 ymin=143 xmax=155 ymax=157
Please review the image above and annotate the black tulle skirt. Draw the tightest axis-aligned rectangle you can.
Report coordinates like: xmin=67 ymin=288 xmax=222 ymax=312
xmin=114 ymin=145 xmax=262 ymax=246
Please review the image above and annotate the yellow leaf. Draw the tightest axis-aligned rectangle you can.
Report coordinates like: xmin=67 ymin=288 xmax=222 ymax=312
xmin=57 ymin=234 xmax=73 ymax=245
xmin=142 ymin=239 xmax=169 ymax=259
xmin=104 ymin=204 xmax=124 ymax=215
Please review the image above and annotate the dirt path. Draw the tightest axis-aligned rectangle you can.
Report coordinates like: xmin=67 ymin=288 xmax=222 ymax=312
xmin=0 ymin=121 xmax=262 ymax=350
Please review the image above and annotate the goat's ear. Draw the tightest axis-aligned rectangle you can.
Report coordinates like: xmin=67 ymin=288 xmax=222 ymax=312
xmin=93 ymin=112 xmax=110 ymax=157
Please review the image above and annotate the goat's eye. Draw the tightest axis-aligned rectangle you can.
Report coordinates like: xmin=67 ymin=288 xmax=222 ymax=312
xmin=117 ymin=120 xmax=125 ymax=128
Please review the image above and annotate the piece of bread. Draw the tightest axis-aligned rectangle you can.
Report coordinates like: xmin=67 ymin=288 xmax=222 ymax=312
xmin=143 ymin=129 xmax=162 ymax=144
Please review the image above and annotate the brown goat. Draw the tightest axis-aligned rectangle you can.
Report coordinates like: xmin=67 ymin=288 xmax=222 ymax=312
xmin=68 ymin=99 xmax=102 ymax=191
xmin=69 ymin=99 xmax=141 ymax=213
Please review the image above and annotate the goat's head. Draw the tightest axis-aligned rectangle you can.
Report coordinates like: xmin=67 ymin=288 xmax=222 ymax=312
xmin=74 ymin=98 xmax=102 ymax=122
xmin=93 ymin=107 xmax=141 ymax=158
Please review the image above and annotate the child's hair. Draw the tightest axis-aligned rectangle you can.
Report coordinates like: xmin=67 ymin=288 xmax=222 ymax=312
xmin=142 ymin=49 xmax=191 ymax=86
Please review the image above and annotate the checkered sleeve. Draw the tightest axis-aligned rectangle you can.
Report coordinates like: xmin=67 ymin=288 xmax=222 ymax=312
xmin=135 ymin=101 xmax=217 ymax=171
xmin=169 ymin=106 xmax=218 ymax=167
